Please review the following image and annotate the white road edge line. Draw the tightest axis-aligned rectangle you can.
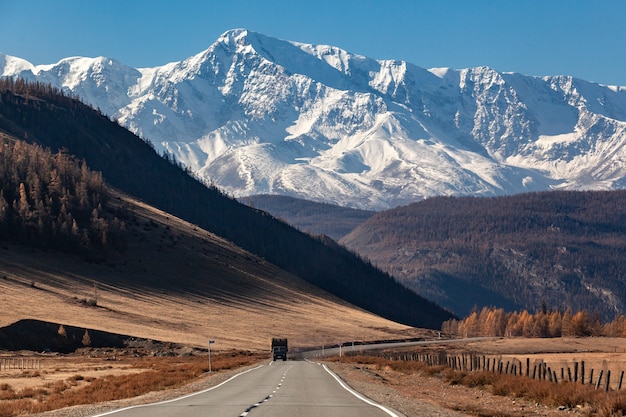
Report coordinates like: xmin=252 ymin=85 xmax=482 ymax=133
xmin=322 ymin=364 xmax=406 ymax=417
xmin=89 ymin=364 xmax=266 ymax=417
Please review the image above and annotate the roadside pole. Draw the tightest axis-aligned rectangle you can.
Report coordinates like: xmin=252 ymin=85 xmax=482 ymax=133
xmin=208 ymin=340 xmax=215 ymax=372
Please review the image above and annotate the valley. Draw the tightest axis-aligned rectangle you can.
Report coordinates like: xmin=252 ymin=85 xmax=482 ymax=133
xmin=0 ymin=190 xmax=419 ymax=350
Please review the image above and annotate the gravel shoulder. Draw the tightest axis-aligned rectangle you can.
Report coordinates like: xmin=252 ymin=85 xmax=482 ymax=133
xmin=327 ymin=362 xmax=580 ymax=417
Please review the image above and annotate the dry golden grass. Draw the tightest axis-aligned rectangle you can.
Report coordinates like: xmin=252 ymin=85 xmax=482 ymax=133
xmin=0 ymin=350 xmax=263 ymax=417
xmin=446 ymin=337 xmax=626 ymax=390
xmin=331 ymin=338 xmax=626 ymax=417
xmin=333 ymin=350 xmax=626 ymax=417
xmin=0 ymin=192 xmax=421 ymax=352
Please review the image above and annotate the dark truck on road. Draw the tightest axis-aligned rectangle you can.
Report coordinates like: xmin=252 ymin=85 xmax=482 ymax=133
xmin=271 ymin=338 xmax=288 ymax=361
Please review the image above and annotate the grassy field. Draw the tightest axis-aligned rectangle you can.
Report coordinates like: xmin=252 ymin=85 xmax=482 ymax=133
xmin=466 ymin=337 xmax=626 ymax=390
xmin=332 ymin=337 xmax=626 ymax=417
xmin=0 ymin=192 xmax=421 ymax=351
xmin=0 ymin=349 xmax=264 ymax=416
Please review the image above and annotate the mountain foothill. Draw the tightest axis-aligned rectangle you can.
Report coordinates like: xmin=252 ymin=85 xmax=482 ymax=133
xmin=340 ymin=191 xmax=626 ymax=321
xmin=0 ymin=78 xmax=452 ymax=351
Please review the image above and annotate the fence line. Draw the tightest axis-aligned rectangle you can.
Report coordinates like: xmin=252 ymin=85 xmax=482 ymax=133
xmin=361 ymin=351 xmax=622 ymax=392
xmin=0 ymin=358 xmax=42 ymax=370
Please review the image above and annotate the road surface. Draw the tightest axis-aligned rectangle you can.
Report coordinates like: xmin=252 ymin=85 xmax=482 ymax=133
xmin=297 ymin=337 xmax=497 ymax=359
xmin=92 ymin=360 xmax=403 ymax=417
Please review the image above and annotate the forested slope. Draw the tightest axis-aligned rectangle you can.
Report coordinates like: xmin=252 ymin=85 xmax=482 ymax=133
xmin=341 ymin=191 xmax=626 ymax=320
xmin=0 ymin=79 xmax=453 ymax=329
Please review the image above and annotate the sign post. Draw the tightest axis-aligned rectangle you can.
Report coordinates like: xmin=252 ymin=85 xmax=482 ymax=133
xmin=208 ymin=340 xmax=215 ymax=373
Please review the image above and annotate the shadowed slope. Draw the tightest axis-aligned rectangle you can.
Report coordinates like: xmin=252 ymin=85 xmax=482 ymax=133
xmin=0 ymin=188 xmax=420 ymax=350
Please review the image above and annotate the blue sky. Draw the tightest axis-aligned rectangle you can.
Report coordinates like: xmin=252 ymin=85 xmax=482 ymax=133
xmin=2 ymin=0 xmax=625 ymax=86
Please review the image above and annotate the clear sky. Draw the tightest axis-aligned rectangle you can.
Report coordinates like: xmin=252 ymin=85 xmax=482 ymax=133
xmin=2 ymin=0 xmax=625 ymax=86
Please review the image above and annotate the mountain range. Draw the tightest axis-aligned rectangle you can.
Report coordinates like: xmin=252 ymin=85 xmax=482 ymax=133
xmin=3 ymin=29 xmax=626 ymax=210
xmin=0 ymin=78 xmax=452 ymax=338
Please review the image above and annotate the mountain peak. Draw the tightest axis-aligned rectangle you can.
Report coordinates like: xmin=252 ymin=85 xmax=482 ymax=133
xmin=0 ymin=53 xmax=35 ymax=76
xmin=217 ymin=28 xmax=252 ymax=45
xmin=4 ymin=31 xmax=626 ymax=210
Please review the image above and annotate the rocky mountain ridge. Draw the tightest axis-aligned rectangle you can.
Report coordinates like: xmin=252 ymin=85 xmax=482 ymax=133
xmin=3 ymin=29 xmax=626 ymax=210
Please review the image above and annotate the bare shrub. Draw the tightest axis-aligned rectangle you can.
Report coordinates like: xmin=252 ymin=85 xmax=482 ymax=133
xmin=0 ymin=399 xmax=32 ymax=417
xmin=339 ymin=352 xmax=626 ymax=416
xmin=595 ymin=395 xmax=626 ymax=417
xmin=0 ymin=351 xmax=264 ymax=416
xmin=15 ymin=387 xmax=35 ymax=399
xmin=460 ymin=370 xmax=496 ymax=388
xmin=45 ymin=380 xmax=68 ymax=394
xmin=0 ymin=384 xmax=16 ymax=400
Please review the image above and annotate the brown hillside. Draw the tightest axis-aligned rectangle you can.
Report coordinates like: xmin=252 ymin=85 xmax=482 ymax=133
xmin=341 ymin=191 xmax=626 ymax=320
xmin=0 ymin=189 xmax=418 ymax=351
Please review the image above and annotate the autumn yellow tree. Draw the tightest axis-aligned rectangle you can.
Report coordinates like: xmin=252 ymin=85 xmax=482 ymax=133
xmin=571 ymin=311 xmax=591 ymax=337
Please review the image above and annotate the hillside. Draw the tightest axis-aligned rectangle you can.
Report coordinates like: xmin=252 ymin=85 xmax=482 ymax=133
xmin=0 ymin=192 xmax=421 ymax=351
xmin=4 ymin=29 xmax=626 ymax=210
xmin=0 ymin=134 xmax=422 ymax=350
xmin=0 ymin=78 xmax=453 ymax=330
xmin=239 ymin=194 xmax=374 ymax=240
xmin=340 ymin=191 xmax=626 ymax=320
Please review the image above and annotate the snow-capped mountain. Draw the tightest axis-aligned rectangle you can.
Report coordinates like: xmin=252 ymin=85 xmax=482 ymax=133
xmin=3 ymin=28 xmax=626 ymax=210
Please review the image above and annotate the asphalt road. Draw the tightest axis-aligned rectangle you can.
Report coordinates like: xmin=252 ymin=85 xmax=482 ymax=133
xmin=298 ymin=337 xmax=497 ymax=359
xmin=92 ymin=360 xmax=404 ymax=417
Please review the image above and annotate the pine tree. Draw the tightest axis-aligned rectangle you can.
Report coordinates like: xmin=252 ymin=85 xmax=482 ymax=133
xmin=82 ymin=330 xmax=91 ymax=347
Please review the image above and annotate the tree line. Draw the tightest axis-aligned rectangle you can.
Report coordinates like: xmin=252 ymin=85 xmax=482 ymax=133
xmin=0 ymin=136 xmax=125 ymax=251
xmin=442 ymin=306 xmax=626 ymax=338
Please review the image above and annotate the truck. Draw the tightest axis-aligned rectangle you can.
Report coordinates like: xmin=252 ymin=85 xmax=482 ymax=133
xmin=271 ymin=338 xmax=288 ymax=361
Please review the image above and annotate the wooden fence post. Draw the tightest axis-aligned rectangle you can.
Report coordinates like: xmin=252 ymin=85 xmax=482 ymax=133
xmin=581 ymin=361 xmax=585 ymax=385
xmin=525 ymin=358 xmax=529 ymax=377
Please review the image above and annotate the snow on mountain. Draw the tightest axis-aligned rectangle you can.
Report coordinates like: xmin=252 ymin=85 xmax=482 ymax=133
xmin=3 ymin=28 xmax=626 ymax=210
